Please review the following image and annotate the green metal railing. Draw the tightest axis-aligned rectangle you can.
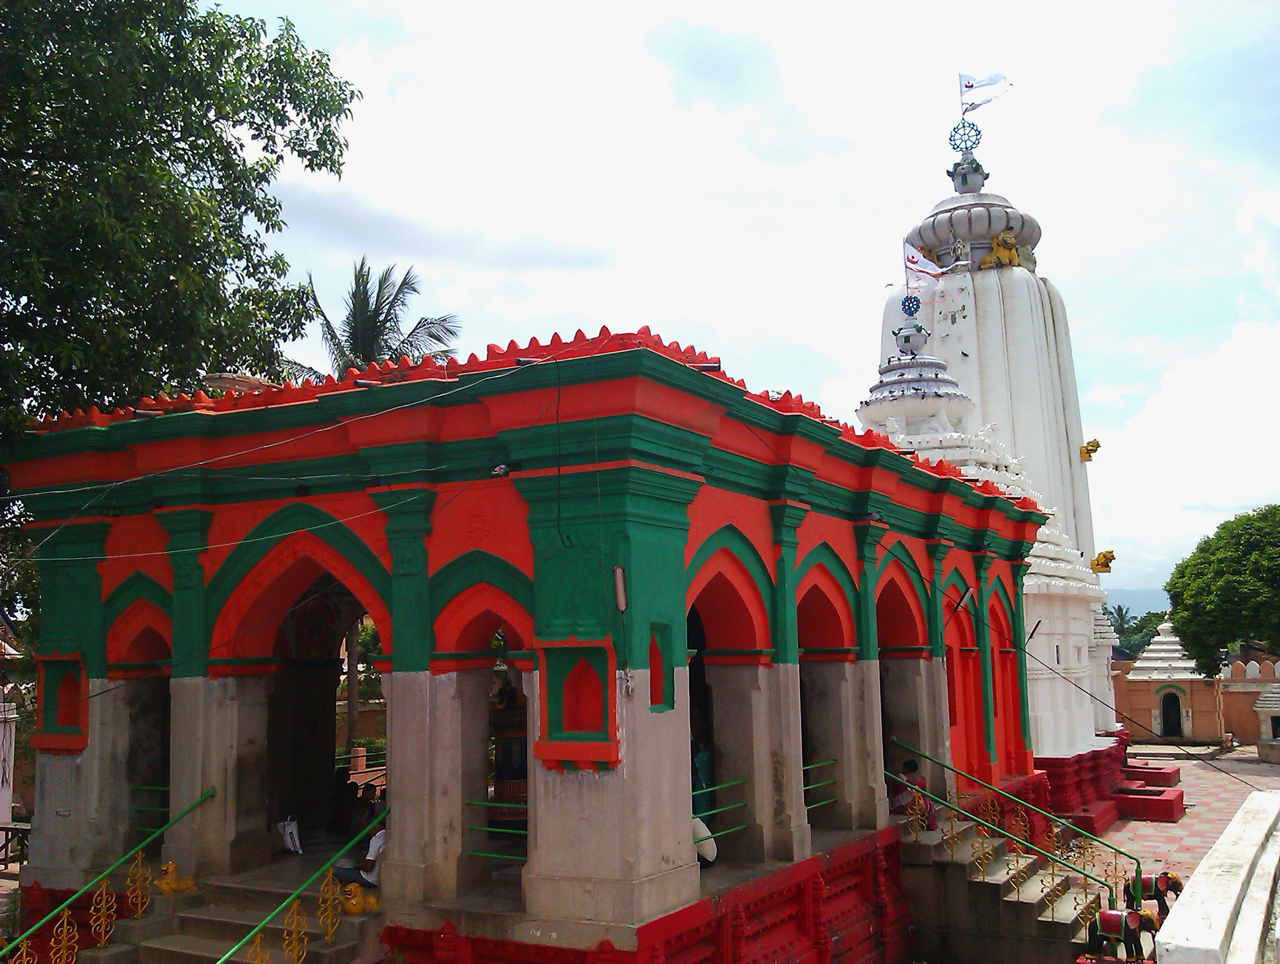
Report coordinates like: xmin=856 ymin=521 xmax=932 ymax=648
xmin=214 ymin=809 xmax=390 ymax=964
xmin=693 ymin=778 xmax=748 ymax=843
xmin=802 ymin=759 xmax=838 ymax=810
xmin=885 ymin=771 xmax=1116 ymax=909
xmin=0 ymin=786 xmax=217 ymax=959
xmin=889 ymin=736 xmax=1141 ymax=898
xmin=464 ymin=799 xmax=527 ymax=862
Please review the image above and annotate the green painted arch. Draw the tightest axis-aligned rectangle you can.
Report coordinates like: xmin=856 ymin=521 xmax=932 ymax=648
xmin=104 ymin=572 xmax=173 ymax=627
xmin=430 ymin=550 xmax=535 ymax=622
xmin=940 ymin=568 xmax=979 ymax=618
xmin=874 ymin=540 xmax=929 ymax=609
xmin=204 ymin=502 xmax=393 ymax=628
xmin=795 ymin=543 xmax=857 ymax=614
xmin=685 ymin=524 xmax=775 ymax=622
xmin=1155 ymin=683 xmax=1187 ymax=696
xmin=986 ymin=576 xmax=1017 ymax=648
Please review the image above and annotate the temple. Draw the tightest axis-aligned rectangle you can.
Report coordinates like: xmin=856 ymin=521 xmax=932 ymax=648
xmin=861 ymin=128 xmax=1128 ymax=832
xmin=3 ymin=321 xmax=1055 ymax=964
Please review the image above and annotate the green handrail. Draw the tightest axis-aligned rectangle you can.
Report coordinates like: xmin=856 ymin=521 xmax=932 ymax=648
xmin=885 ymin=772 xmax=1115 ymax=909
xmin=889 ymin=736 xmax=1141 ymax=898
xmin=214 ymin=810 xmax=389 ymax=964
xmin=0 ymin=786 xmax=217 ymax=958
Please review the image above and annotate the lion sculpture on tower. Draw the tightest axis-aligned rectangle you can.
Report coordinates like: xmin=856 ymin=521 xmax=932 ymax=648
xmin=978 ymin=229 xmax=1020 ymax=269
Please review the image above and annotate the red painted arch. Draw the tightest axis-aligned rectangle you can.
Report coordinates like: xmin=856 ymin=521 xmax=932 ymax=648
xmin=432 ymin=583 xmax=534 ymax=673
xmin=106 ymin=599 xmax=172 ymax=677
xmin=209 ymin=530 xmax=392 ymax=669
xmin=686 ymin=547 xmax=770 ymax=664
xmin=796 ymin=564 xmax=855 ymax=661
xmin=875 ymin=565 xmax=927 ymax=657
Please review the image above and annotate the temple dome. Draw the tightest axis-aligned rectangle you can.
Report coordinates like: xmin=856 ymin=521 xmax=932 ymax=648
xmin=907 ymin=191 xmax=1042 ymax=267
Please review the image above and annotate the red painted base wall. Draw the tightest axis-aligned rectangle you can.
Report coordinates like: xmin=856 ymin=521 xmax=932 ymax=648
xmin=381 ymin=828 xmax=912 ymax=964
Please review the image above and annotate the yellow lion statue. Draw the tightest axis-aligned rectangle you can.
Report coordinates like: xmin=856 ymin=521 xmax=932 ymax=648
xmin=978 ymin=230 xmax=1021 ymax=270
xmin=1090 ymin=550 xmax=1116 ymax=573
xmin=156 ymin=861 xmax=195 ymax=894
xmin=341 ymin=882 xmax=380 ymax=915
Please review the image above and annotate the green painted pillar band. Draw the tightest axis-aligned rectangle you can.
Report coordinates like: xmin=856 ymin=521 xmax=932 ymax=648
xmin=925 ymin=541 xmax=953 ymax=661
xmin=35 ymin=522 xmax=110 ymax=677
xmin=973 ymin=552 xmax=997 ymax=765
xmin=1011 ymin=562 xmax=1032 ymax=753
xmin=158 ymin=510 xmax=213 ymax=678
xmin=373 ymin=489 xmax=435 ymax=673
xmin=852 ymin=521 xmax=888 ymax=661
xmin=769 ymin=501 xmax=807 ymax=664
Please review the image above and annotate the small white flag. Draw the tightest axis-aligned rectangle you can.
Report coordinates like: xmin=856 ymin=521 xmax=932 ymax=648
xmin=904 ymin=241 xmax=944 ymax=290
xmin=959 ymin=73 xmax=1009 ymax=114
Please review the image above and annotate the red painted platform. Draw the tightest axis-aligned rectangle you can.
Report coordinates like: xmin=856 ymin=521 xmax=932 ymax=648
xmin=1122 ymin=761 xmax=1182 ymax=787
xmin=381 ymin=827 xmax=912 ymax=964
xmin=1111 ymin=785 xmax=1186 ymax=823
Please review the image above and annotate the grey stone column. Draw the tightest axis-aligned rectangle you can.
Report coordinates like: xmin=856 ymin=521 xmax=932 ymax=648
xmin=801 ymin=661 xmax=889 ymax=831
xmin=522 ymin=667 xmax=700 ymax=925
xmin=22 ymin=680 xmax=130 ymax=889
xmin=767 ymin=663 xmax=811 ymax=861
xmin=163 ymin=676 xmax=272 ymax=875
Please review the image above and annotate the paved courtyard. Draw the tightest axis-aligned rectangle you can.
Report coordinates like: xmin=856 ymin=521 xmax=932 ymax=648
xmin=1101 ymin=746 xmax=1280 ymax=879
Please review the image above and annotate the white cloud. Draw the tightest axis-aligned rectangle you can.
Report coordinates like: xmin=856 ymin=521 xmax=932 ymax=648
xmin=1090 ymin=319 xmax=1280 ymax=589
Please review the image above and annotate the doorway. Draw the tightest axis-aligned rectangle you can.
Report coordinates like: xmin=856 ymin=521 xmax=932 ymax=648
xmin=1161 ymin=692 xmax=1183 ymax=738
xmin=124 ymin=677 xmax=171 ymax=855
xmin=265 ymin=577 xmax=364 ymax=848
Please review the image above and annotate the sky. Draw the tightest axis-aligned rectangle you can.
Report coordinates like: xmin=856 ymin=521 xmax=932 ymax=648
xmin=212 ymin=1 xmax=1280 ymax=593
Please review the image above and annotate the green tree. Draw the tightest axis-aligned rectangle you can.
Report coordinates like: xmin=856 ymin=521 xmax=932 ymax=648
xmin=1166 ymin=504 xmax=1280 ymax=677
xmin=285 ymin=258 xmax=458 ymax=380
xmin=0 ymin=0 xmax=360 ymax=435
xmin=1104 ymin=603 xmax=1134 ymax=636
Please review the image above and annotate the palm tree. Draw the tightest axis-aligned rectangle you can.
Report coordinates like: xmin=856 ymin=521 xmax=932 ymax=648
xmin=1105 ymin=604 xmax=1134 ymax=636
xmin=285 ymin=257 xmax=458 ymax=380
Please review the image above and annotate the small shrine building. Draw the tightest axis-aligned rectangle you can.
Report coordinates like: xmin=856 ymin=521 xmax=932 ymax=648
xmin=1 ymin=328 xmax=1048 ymax=964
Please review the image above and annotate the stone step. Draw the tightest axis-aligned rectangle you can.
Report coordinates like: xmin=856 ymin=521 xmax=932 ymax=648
xmin=175 ymin=904 xmax=369 ymax=946
xmin=202 ymin=880 xmax=333 ymax=914
xmin=139 ymin=932 xmax=358 ymax=964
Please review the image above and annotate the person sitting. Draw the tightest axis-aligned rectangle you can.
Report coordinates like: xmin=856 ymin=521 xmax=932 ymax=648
xmin=353 ymin=783 xmax=378 ymax=831
xmin=888 ymin=759 xmax=937 ymax=830
xmin=334 ymin=828 xmax=385 ymax=889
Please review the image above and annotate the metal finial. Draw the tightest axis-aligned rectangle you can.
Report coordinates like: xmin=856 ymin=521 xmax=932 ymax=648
xmin=949 ymin=119 xmax=981 ymax=153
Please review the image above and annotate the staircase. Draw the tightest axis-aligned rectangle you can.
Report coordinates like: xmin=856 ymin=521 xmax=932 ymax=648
xmin=115 ymin=857 xmax=384 ymax=964
xmin=895 ymin=817 xmax=1101 ymax=964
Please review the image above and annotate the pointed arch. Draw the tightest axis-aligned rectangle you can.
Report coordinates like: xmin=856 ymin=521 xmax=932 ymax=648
xmin=103 ymin=572 xmax=172 ymax=627
xmin=205 ymin=502 xmax=391 ymax=632
xmin=986 ymin=578 xmax=1016 ymax=652
xmin=875 ymin=545 xmax=928 ymax=657
xmin=687 ymin=549 xmax=771 ymax=662
xmin=432 ymin=582 xmax=535 ymax=672
xmin=796 ymin=562 xmax=856 ymax=661
xmin=430 ymin=550 xmax=534 ymax=624
xmin=686 ymin=525 xmax=774 ymax=625
xmin=106 ymin=598 xmax=172 ymax=677
xmin=796 ymin=543 xmax=857 ymax=607
xmin=208 ymin=529 xmax=392 ymax=665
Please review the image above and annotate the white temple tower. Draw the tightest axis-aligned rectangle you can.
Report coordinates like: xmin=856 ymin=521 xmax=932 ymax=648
xmin=861 ymin=127 xmax=1118 ymax=771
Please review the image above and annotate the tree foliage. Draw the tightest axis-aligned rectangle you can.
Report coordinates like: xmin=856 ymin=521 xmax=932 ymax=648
xmin=1104 ymin=603 xmax=1134 ymax=636
xmin=284 ymin=257 xmax=458 ymax=380
xmin=0 ymin=0 xmax=360 ymax=434
xmin=1166 ymin=504 xmax=1280 ymax=677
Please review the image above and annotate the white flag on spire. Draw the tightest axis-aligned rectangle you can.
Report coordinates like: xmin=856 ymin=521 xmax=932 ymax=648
xmin=904 ymin=241 xmax=944 ymax=290
xmin=959 ymin=73 xmax=1009 ymax=114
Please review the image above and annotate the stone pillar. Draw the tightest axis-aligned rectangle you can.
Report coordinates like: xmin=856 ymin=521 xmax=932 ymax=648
xmin=879 ymin=658 xmax=950 ymax=796
xmin=163 ymin=676 xmax=272 ymax=875
xmin=800 ymin=660 xmax=888 ymax=830
xmin=22 ymin=680 xmax=130 ymax=889
xmin=523 ymin=666 xmax=699 ymax=924
xmin=380 ymin=668 xmax=492 ymax=903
